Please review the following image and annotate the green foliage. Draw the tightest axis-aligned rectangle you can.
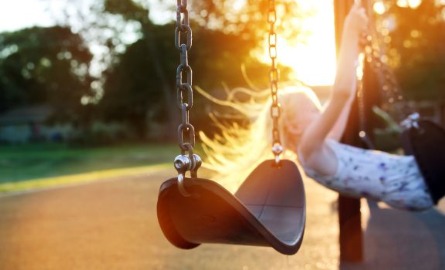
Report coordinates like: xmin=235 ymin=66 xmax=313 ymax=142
xmin=191 ymin=0 xmax=309 ymax=46
xmin=99 ymin=31 xmax=172 ymax=132
xmin=0 ymin=0 xmax=302 ymax=142
xmin=192 ymin=27 xmax=273 ymax=90
xmin=98 ymin=21 xmax=281 ymax=137
xmin=386 ymin=2 xmax=445 ymax=100
xmin=105 ymin=0 xmax=149 ymax=22
xmin=0 ymin=26 xmax=94 ymax=120
xmin=96 ymin=0 xmax=294 ymax=138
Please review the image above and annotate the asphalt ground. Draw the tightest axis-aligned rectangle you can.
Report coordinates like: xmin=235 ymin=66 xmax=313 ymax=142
xmin=0 ymin=166 xmax=444 ymax=270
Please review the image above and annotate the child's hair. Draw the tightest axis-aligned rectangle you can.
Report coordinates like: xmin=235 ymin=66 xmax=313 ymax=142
xmin=198 ymin=84 xmax=322 ymax=192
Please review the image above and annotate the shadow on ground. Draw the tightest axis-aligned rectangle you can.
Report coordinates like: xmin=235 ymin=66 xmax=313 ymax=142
xmin=340 ymin=201 xmax=445 ymax=270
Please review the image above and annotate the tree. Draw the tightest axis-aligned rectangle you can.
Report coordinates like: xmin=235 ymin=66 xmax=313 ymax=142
xmin=191 ymin=0 xmax=310 ymax=45
xmin=97 ymin=0 xmax=178 ymax=139
xmin=0 ymin=26 xmax=94 ymax=121
xmin=99 ymin=23 xmax=177 ymax=138
xmin=34 ymin=0 xmax=304 ymax=139
xmin=379 ymin=1 xmax=445 ymax=100
xmin=97 ymin=0 xmax=295 ymax=138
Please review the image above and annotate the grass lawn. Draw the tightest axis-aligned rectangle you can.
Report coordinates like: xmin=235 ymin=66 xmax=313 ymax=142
xmin=0 ymin=142 xmax=180 ymax=184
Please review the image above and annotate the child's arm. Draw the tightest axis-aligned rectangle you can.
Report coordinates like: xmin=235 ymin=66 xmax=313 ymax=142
xmin=298 ymin=2 xmax=368 ymax=167
xmin=328 ymin=0 xmax=369 ymax=140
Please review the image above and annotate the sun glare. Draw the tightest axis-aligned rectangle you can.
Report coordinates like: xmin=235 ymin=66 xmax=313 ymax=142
xmin=397 ymin=0 xmax=422 ymax=8
xmin=233 ymin=0 xmax=246 ymax=12
xmin=276 ymin=1 xmax=337 ymax=86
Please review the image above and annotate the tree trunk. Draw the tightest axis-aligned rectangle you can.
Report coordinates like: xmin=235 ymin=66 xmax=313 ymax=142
xmin=143 ymin=26 xmax=179 ymax=142
xmin=334 ymin=0 xmax=364 ymax=263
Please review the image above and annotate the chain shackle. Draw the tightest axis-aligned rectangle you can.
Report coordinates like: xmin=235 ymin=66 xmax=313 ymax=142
xmin=174 ymin=0 xmax=201 ymax=190
xmin=268 ymin=0 xmax=282 ymax=163
xmin=174 ymin=153 xmax=202 ymax=196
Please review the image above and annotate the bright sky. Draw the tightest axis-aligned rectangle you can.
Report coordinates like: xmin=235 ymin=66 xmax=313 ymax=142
xmin=0 ymin=0 xmax=172 ymax=32
xmin=0 ymin=0 xmax=55 ymax=32
xmin=0 ymin=0 xmax=337 ymax=86
xmin=283 ymin=0 xmax=337 ymax=86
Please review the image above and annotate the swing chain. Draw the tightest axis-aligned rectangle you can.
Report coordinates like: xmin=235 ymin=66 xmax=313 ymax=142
xmin=356 ymin=50 xmax=375 ymax=149
xmin=268 ymin=0 xmax=283 ymax=164
xmin=363 ymin=35 xmax=402 ymax=103
xmin=362 ymin=5 xmax=415 ymax=122
xmin=174 ymin=0 xmax=201 ymax=189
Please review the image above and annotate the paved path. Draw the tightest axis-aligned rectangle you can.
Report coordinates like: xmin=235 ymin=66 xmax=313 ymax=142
xmin=0 ymin=168 xmax=444 ymax=270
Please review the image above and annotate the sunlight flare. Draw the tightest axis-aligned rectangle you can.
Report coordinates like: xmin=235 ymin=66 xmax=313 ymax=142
xmin=262 ymin=0 xmax=337 ymax=86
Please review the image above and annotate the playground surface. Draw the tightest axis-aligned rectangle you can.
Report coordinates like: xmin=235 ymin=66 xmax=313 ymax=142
xmin=0 ymin=166 xmax=444 ymax=270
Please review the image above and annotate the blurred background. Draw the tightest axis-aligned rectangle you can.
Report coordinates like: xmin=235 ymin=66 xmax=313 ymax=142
xmin=0 ymin=0 xmax=444 ymax=188
xmin=1 ymin=1 xmax=445 ymax=269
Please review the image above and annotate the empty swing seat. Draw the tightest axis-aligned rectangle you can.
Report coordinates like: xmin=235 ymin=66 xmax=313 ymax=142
xmin=401 ymin=120 xmax=445 ymax=204
xmin=157 ymin=159 xmax=306 ymax=255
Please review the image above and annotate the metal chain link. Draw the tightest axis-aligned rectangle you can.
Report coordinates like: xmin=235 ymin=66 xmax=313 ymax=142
xmin=173 ymin=0 xmax=201 ymax=190
xmin=362 ymin=15 xmax=414 ymax=122
xmin=356 ymin=49 xmax=376 ymax=149
xmin=268 ymin=0 xmax=283 ymax=164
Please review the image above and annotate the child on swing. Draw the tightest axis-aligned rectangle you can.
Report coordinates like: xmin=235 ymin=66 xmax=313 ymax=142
xmin=200 ymin=2 xmax=442 ymax=211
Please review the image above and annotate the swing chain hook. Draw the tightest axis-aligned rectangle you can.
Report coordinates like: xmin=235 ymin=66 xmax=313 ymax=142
xmin=268 ymin=0 xmax=283 ymax=165
xmin=174 ymin=0 xmax=201 ymax=195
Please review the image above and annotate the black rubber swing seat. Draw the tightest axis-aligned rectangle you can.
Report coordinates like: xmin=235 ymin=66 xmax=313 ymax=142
xmin=401 ymin=120 xmax=445 ymax=204
xmin=157 ymin=159 xmax=306 ymax=255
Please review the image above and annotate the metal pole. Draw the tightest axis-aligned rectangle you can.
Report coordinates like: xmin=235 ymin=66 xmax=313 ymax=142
xmin=333 ymin=0 xmax=364 ymax=262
